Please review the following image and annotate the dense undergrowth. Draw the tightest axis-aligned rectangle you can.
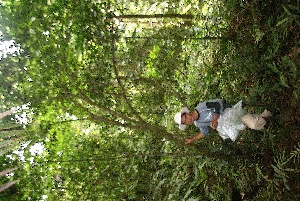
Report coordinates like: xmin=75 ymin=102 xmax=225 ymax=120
xmin=155 ymin=0 xmax=300 ymax=200
xmin=218 ymin=1 xmax=300 ymax=199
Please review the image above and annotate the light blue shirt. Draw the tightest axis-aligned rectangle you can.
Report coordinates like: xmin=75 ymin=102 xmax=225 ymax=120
xmin=194 ymin=99 xmax=224 ymax=136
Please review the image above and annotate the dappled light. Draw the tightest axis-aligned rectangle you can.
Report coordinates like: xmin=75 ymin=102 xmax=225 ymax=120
xmin=0 ymin=0 xmax=299 ymax=200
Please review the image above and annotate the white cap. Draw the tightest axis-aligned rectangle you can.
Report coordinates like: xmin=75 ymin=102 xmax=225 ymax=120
xmin=174 ymin=107 xmax=190 ymax=130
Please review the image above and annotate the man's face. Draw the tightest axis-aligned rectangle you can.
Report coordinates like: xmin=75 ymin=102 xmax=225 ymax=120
xmin=181 ymin=113 xmax=193 ymax=125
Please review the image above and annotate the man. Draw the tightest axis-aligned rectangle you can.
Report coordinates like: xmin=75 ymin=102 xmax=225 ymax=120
xmin=174 ymin=99 xmax=226 ymax=144
xmin=174 ymin=99 xmax=272 ymax=144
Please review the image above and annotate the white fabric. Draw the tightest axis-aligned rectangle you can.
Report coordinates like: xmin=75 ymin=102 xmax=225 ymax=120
xmin=217 ymin=101 xmax=246 ymax=141
xmin=174 ymin=107 xmax=190 ymax=130
xmin=241 ymin=110 xmax=272 ymax=130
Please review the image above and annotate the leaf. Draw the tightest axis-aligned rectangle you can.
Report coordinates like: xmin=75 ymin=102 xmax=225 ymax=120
xmin=187 ymin=198 xmax=200 ymax=201
xmin=254 ymin=28 xmax=265 ymax=43
xmin=184 ymin=188 xmax=193 ymax=199
xmin=279 ymin=74 xmax=289 ymax=88
xmin=267 ymin=63 xmax=280 ymax=74
xmin=282 ymin=5 xmax=292 ymax=15
xmin=276 ymin=17 xmax=289 ymax=26
xmin=155 ymin=178 xmax=166 ymax=189
xmin=197 ymin=171 xmax=207 ymax=186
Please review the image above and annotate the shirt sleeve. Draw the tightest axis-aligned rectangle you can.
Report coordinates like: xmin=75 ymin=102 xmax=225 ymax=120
xmin=206 ymin=102 xmax=221 ymax=114
xmin=200 ymin=126 xmax=209 ymax=136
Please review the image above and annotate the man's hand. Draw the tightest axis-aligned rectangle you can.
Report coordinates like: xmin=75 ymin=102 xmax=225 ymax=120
xmin=210 ymin=114 xmax=219 ymax=130
xmin=185 ymin=133 xmax=204 ymax=144
xmin=210 ymin=120 xmax=218 ymax=130
xmin=184 ymin=138 xmax=194 ymax=144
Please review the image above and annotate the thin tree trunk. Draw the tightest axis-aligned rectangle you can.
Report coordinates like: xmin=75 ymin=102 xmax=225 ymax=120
xmin=0 ymin=167 xmax=18 ymax=177
xmin=0 ymin=137 xmax=24 ymax=149
xmin=0 ymin=109 xmax=15 ymax=119
xmin=0 ymin=130 xmax=23 ymax=138
xmin=125 ymin=36 xmax=223 ymax=41
xmin=114 ymin=14 xmax=193 ymax=20
xmin=0 ymin=125 xmax=23 ymax=132
xmin=0 ymin=180 xmax=19 ymax=193
xmin=111 ymin=32 xmax=145 ymax=123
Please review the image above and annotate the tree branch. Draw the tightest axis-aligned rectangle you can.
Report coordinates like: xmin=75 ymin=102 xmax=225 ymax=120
xmin=0 ymin=180 xmax=19 ymax=193
xmin=0 ymin=109 xmax=16 ymax=119
xmin=0 ymin=137 xmax=24 ymax=149
xmin=111 ymin=31 xmax=145 ymax=123
xmin=70 ymin=97 xmax=138 ymax=129
xmin=0 ymin=167 xmax=18 ymax=177
xmin=134 ymin=77 xmax=188 ymax=107
xmin=75 ymin=91 xmax=140 ymax=124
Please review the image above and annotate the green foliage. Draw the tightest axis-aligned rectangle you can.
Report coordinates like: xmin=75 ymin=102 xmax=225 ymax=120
xmin=0 ymin=0 xmax=299 ymax=200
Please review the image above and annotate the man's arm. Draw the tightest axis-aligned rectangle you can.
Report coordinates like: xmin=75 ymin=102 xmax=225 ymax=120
xmin=185 ymin=132 xmax=205 ymax=144
xmin=206 ymin=102 xmax=221 ymax=129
